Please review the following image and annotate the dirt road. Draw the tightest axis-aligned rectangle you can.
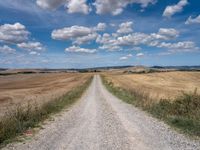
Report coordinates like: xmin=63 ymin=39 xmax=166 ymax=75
xmin=4 ymin=75 xmax=200 ymax=150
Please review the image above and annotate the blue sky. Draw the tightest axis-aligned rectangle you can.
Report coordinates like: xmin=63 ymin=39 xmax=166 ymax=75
xmin=0 ymin=0 xmax=200 ymax=68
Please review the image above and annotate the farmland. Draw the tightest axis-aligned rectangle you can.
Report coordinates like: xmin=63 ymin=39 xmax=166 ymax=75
xmin=0 ymin=73 xmax=91 ymax=118
xmin=103 ymin=71 xmax=200 ymax=101
xmin=102 ymin=71 xmax=200 ymax=137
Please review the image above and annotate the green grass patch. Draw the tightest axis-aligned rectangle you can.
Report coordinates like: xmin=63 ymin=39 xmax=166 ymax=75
xmin=101 ymin=75 xmax=200 ymax=137
xmin=0 ymin=76 xmax=92 ymax=146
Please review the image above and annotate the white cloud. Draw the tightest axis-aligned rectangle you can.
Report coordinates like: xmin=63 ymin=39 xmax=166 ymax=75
xmin=110 ymin=23 xmax=116 ymax=27
xmin=117 ymin=21 xmax=133 ymax=34
xmin=116 ymin=33 xmax=151 ymax=46
xmin=96 ymin=33 xmax=111 ymax=44
xmin=119 ymin=54 xmax=132 ymax=60
xmin=119 ymin=56 xmax=128 ymax=60
xmin=52 ymin=25 xmax=92 ymax=40
xmin=96 ymin=33 xmax=122 ymax=51
xmin=66 ymin=0 xmax=90 ymax=14
xmin=65 ymin=45 xmax=97 ymax=53
xmin=36 ymin=0 xmax=65 ymax=10
xmin=150 ymin=28 xmax=179 ymax=41
xmin=94 ymin=23 xmax=107 ymax=31
xmin=185 ymin=15 xmax=200 ymax=25
xmin=0 ymin=22 xmax=29 ymax=44
xmin=136 ymin=52 xmax=144 ymax=57
xmin=17 ymin=42 xmax=45 ymax=51
xmin=157 ymin=41 xmax=198 ymax=50
xmin=29 ymin=51 xmax=41 ymax=55
xmin=96 ymin=27 xmax=182 ymax=51
xmin=97 ymin=33 xmax=148 ymax=51
xmin=99 ymin=44 xmax=121 ymax=51
xmin=74 ymin=33 xmax=98 ymax=45
xmin=0 ymin=23 xmax=46 ymax=55
xmin=158 ymin=41 xmax=199 ymax=55
xmin=115 ymin=28 xmax=179 ymax=46
xmin=0 ymin=45 xmax=16 ymax=54
xmin=36 ymin=0 xmax=90 ymax=14
xmin=52 ymin=24 xmax=106 ymax=44
xmin=127 ymin=54 xmax=133 ymax=57
xmin=163 ymin=0 xmax=188 ymax=18
xmin=94 ymin=0 xmax=156 ymax=15
xmin=157 ymin=28 xmax=179 ymax=39
xmin=36 ymin=0 xmax=156 ymax=15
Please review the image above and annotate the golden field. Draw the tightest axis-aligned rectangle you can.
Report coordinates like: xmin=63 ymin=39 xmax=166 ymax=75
xmin=103 ymin=71 xmax=200 ymax=101
xmin=0 ymin=73 xmax=91 ymax=117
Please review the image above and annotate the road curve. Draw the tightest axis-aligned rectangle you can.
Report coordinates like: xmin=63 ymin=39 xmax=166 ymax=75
xmin=4 ymin=75 xmax=200 ymax=150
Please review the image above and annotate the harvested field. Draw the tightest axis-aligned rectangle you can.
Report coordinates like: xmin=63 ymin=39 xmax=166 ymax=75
xmin=0 ymin=73 xmax=91 ymax=117
xmin=103 ymin=71 xmax=200 ymax=101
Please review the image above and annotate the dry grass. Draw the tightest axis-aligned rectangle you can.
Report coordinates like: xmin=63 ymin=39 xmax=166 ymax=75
xmin=0 ymin=73 xmax=92 ymax=118
xmin=104 ymin=71 xmax=200 ymax=102
xmin=0 ymin=76 xmax=93 ymax=145
xmin=102 ymin=73 xmax=200 ymax=137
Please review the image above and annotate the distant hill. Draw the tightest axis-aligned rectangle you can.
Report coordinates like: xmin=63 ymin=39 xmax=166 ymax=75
xmin=0 ymin=65 xmax=200 ymax=75
xmin=151 ymin=66 xmax=200 ymax=71
xmin=0 ymin=68 xmax=7 ymax=71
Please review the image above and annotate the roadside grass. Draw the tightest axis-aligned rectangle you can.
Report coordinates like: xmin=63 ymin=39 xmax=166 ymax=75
xmin=101 ymin=75 xmax=200 ymax=137
xmin=0 ymin=76 xmax=93 ymax=146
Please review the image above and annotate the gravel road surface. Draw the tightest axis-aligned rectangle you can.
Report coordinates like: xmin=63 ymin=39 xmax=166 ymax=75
xmin=3 ymin=75 xmax=200 ymax=150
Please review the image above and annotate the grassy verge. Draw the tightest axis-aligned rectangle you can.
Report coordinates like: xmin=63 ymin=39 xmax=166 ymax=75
xmin=101 ymin=75 xmax=200 ymax=137
xmin=0 ymin=76 xmax=93 ymax=146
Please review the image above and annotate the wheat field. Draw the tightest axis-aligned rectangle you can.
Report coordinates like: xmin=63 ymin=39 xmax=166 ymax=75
xmin=104 ymin=71 xmax=200 ymax=101
xmin=0 ymin=73 xmax=91 ymax=117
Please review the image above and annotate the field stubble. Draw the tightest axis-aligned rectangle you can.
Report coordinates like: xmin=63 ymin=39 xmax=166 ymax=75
xmin=0 ymin=73 xmax=92 ymax=145
xmin=102 ymin=71 xmax=200 ymax=137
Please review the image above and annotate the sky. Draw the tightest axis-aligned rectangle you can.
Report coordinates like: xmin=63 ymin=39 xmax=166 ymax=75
xmin=0 ymin=0 xmax=200 ymax=69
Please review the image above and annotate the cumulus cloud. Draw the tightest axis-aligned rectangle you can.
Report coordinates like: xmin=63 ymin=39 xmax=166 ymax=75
xmin=157 ymin=41 xmax=198 ymax=50
xmin=185 ymin=15 xmax=200 ymax=25
xmin=117 ymin=21 xmax=133 ymax=34
xmin=96 ymin=33 xmax=121 ymax=51
xmin=65 ymin=45 xmax=97 ymax=53
xmin=73 ymin=33 xmax=98 ymax=45
xmin=96 ymin=33 xmax=111 ymax=44
xmin=36 ymin=0 xmax=90 ymax=14
xmin=66 ymin=0 xmax=90 ymax=14
xmin=116 ymin=28 xmax=179 ymax=46
xmin=0 ymin=22 xmax=29 ymax=44
xmin=157 ymin=28 xmax=179 ymax=39
xmin=0 ymin=45 xmax=16 ymax=54
xmin=94 ymin=0 xmax=156 ymax=15
xmin=117 ymin=33 xmax=151 ymax=46
xmin=163 ymin=0 xmax=188 ymax=18
xmin=119 ymin=54 xmax=132 ymax=60
xmin=52 ymin=22 xmax=198 ymax=55
xmin=158 ymin=41 xmax=199 ymax=55
xmin=36 ymin=0 xmax=65 ymax=10
xmin=94 ymin=23 xmax=107 ymax=31
xmin=52 ymin=23 xmax=106 ymax=44
xmin=29 ymin=51 xmax=41 ymax=55
xmin=136 ymin=52 xmax=144 ymax=57
xmin=96 ymin=27 xmax=181 ymax=51
xmin=119 ymin=56 xmax=128 ymax=60
xmin=17 ymin=42 xmax=45 ymax=51
xmin=36 ymin=0 xmax=156 ymax=15
xmin=52 ymin=25 xmax=92 ymax=40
